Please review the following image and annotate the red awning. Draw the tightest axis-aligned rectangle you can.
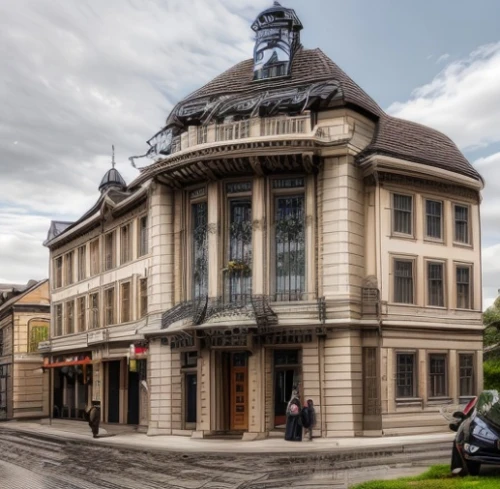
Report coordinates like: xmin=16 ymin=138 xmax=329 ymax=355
xmin=43 ymin=358 xmax=92 ymax=368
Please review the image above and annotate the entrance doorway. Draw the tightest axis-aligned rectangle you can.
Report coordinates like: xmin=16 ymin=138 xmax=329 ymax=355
xmin=273 ymin=349 xmax=300 ymax=428
xmin=230 ymin=353 xmax=248 ymax=431
xmin=213 ymin=351 xmax=249 ymax=432
xmin=127 ymin=370 xmax=139 ymax=425
xmin=0 ymin=365 xmax=9 ymax=420
xmin=107 ymin=361 xmax=121 ymax=423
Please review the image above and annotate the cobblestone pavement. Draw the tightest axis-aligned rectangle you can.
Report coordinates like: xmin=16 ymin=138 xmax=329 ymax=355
xmin=0 ymin=428 xmax=452 ymax=489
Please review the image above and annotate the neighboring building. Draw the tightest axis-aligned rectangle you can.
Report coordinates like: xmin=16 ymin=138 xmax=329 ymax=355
xmin=43 ymin=164 xmax=150 ymax=426
xmin=44 ymin=3 xmax=484 ymax=438
xmin=0 ymin=280 xmax=50 ymax=420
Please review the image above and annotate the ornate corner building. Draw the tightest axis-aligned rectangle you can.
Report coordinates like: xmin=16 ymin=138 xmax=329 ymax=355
xmin=44 ymin=2 xmax=483 ymax=438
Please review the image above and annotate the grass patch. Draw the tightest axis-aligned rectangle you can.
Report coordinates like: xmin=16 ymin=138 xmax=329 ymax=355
xmin=351 ymin=464 xmax=500 ymax=488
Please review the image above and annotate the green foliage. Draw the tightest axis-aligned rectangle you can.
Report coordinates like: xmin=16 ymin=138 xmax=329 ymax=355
xmin=483 ymin=359 xmax=500 ymax=391
xmin=351 ymin=464 xmax=500 ymax=489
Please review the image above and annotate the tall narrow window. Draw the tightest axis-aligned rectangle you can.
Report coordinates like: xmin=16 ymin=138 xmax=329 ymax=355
xmin=65 ymin=300 xmax=74 ymax=335
xmin=425 ymin=200 xmax=442 ymax=240
xmin=89 ymin=293 xmax=99 ymax=329
xmin=138 ymin=216 xmax=148 ymax=257
xmin=65 ymin=251 xmax=74 ymax=286
xmin=54 ymin=256 xmax=63 ymax=288
xmin=396 ymin=353 xmax=416 ymax=398
xmin=121 ymin=282 xmax=131 ymax=323
xmin=104 ymin=232 xmax=115 ymax=271
xmin=456 ymin=265 xmax=472 ymax=309
xmin=393 ymin=194 xmax=413 ymax=235
xmin=77 ymin=297 xmax=86 ymax=332
xmin=454 ymin=205 xmax=470 ymax=244
xmin=28 ymin=321 xmax=49 ymax=353
xmin=275 ymin=195 xmax=305 ymax=300
xmin=192 ymin=202 xmax=208 ymax=300
xmin=0 ymin=329 xmax=3 ymax=356
xmin=394 ymin=259 xmax=414 ymax=304
xmin=429 ymin=354 xmax=447 ymax=398
xmin=104 ymin=287 xmax=115 ymax=326
xmin=459 ymin=354 xmax=474 ymax=397
xmin=139 ymin=278 xmax=148 ymax=318
xmin=54 ymin=304 xmax=63 ymax=336
xmin=227 ymin=199 xmax=252 ymax=302
xmin=427 ymin=262 xmax=444 ymax=307
xmin=78 ymin=246 xmax=86 ymax=281
xmin=90 ymin=239 xmax=100 ymax=276
xmin=120 ymin=225 xmax=131 ymax=264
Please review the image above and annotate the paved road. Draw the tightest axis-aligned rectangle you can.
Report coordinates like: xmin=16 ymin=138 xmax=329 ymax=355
xmin=0 ymin=428 xmax=449 ymax=488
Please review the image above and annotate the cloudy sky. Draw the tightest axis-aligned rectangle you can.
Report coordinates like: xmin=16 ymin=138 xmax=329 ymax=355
xmin=1 ymin=0 xmax=500 ymax=307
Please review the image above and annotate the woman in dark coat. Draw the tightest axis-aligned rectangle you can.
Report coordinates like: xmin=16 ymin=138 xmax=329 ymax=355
xmin=284 ymin=387 xmax=302 ymax=441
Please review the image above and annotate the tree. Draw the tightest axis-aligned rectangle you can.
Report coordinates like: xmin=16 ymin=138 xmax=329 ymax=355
xmin=484 ymin=296 xmax=500 ymax=355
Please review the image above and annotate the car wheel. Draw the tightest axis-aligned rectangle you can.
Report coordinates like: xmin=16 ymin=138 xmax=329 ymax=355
xmin=451 ymin=443 xmax=463 ymax=473
xmin=465 ymin=460 xmax=481 ymax=476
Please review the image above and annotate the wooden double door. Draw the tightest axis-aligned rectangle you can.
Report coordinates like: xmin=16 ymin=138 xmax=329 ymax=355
xmin=230 ymin=353 xmax=248 ymax=431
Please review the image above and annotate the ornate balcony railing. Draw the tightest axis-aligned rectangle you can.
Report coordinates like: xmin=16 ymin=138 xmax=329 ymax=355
xmin=215 ymin=120 xmax=250 ymax=142
xmin=261 ymin=114 xmax=309 ymax=136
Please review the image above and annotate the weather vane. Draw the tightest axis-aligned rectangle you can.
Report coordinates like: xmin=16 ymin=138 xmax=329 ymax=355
xmin=112 ymin=145 xmax=115 ymax=169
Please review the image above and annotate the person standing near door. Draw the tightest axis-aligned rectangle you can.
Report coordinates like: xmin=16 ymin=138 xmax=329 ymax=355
xmin=284 ymin=386 xmax=302 ymax=441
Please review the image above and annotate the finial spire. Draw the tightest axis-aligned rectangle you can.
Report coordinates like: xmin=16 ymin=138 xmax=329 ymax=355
xmin=274 ymin=1 xmax=282 ymax=6
xmin=112 ymin=145 xmax=115 ymax=169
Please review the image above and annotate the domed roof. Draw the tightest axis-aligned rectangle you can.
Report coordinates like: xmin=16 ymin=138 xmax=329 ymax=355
xmin=251 ymin=1 xmax=303 ymax=32
xmin=99 ymin=167 xmax=127 ymax=192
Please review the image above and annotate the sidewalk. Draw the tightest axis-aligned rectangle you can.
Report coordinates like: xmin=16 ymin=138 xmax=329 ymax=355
xmin=2 ymin=419 xmax=454 ymax=455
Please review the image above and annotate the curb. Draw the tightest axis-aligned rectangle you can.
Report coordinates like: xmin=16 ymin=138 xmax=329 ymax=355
xmin=1 ymin=425 xmax=453 ymax=467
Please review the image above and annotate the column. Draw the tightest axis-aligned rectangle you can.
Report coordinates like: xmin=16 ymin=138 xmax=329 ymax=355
xmin=252 ymin=177 xmax=265 ymax=295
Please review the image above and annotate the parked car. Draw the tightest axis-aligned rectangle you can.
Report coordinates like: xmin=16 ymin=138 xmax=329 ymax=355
xmin=449 ymin=390 xmax=500 ymax=476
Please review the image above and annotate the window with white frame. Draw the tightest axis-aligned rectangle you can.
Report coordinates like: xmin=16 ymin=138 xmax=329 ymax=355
xmin=77 ymin=296 xmax=86 ymax=332
xmin=392 ymin=194 xmax=413 ymax=236
xmin=396 ymin=352 xmax=417 ymax=398
xmin=454 ymin=204 xmax=470 ymax=244
xmin=104 ymin=232 xmax=115 ymax=271
xmin=54 ymin=304 xmax=63 ymax=336
xmin=65 ymin=251 xmax=74 ymax=286
xmin=90 ymin=239 xmax=100 ymax=276
xmin=425 ymin=199 xmax=443 ymax=240
xmin=54 ymin=256 xmax=63 ymax=288
xmin=393 ymin=259 xmax=414 ymax=304
xmin=65 ymin=300 xmax=75 ymax=335
xmin=78 ymin=245 xmax=86 ymax=281
xmin=89 ymin=292 xmax=99 ymax=329
xmin=273 ymin=178 xmax=305 ymax=301
xmin=121 ymin=282 xmax=131 ymax=323
xmin=427 ymin=261 xmax=445 ymax=307
xmin=120 ymin=224 xmax=131 ymax=264
xmin=104 ymin=287 xmax=115 ymax=326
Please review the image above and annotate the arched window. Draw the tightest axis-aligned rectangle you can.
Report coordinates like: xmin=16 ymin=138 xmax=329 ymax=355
xmin=28 ymin=319 xmax=49 ymax=353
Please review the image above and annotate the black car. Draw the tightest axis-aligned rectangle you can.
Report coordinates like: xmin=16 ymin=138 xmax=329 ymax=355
xmin=450 ymin=390 xmax=500 ymax=476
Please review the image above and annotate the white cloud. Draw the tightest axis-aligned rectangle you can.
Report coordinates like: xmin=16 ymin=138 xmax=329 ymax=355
xmin=388 ymin=42 xmax=500 ymax=151
xmin=436 ymin=53 xmax=450 ymax=64
xmin=0 ymin=0 xmax=268 ymax=283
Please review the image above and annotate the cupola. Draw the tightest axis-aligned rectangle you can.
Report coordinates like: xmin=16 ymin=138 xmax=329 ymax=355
xmin=99 ymin=145 xmax=127 ymax=193
xmin=251 ymin=1 xmax=303 ymax=80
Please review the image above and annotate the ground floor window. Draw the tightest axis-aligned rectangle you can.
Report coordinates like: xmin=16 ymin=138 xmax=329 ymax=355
xmin=396 ymin=352 xmax=416 ymax=398
xmin=273 ymin=349 xmax=301 ymax=428
xmin=459 ymin=353 xmax=475 ymax=397
xmin=53 ymin=365 xmax=91 ymax=419
xmin=429 ymin=354 xmax=448 ymax=398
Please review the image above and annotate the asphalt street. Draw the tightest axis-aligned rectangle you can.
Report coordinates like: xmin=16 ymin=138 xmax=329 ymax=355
xmin=0 ymin=428 xmax=451 ymax=489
